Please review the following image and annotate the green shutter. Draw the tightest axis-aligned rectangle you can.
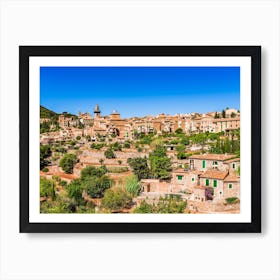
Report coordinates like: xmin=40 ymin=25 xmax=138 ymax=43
xmin=213 ymin=180 xmax=217 ymax=187
xmin=206 ymin=179 xmax=209 ymax=186
xmin=228 ymin=183 xmax=233 ymax=189
xmin=202 ymin=160 xmax=206 ymax=168
xmin=177 ymin=175 xmax=183 ymax=180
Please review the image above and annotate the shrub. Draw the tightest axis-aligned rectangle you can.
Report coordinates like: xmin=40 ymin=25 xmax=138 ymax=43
xmin=225 ymin=197 xmax=240 ymax=204
xmin=125 ymin=175 xmax=140 ymax=197
xmin=42 ymin=167 xmax=49 ymax=172
xmin=66 ymin=179 xmax=83 ymax=205
xmin=76 ymin=136 xmax=81 ymax=140
xmin=205 ymin=187 xmax=214 ymax=200
xmin=175 ymin=128 xmax=183 ymax=134
xmin=59 ymin=153 xmax=78 ymax=174
xmin=40 ymin=196 xmax=76 ymax=213
xmin=59 ymin=180 xmax=68 ymax=187
xmin=82 ymin=175 xmax=112 ymax=198
xmin=111 ymin=142 xmax=122 ymax=151
xmin=40 ymin=177 xmax=56 ymax=200
xmin=90 ymin=143 xmax=105 ymax=150
xmin=81 ymin=166 xmax=107 ymax=179
xmin=106 ymin=166 xmax=129 ymax=173
xmin=123 ymin=142 xmax=131 ymax=148
xmin=177 ymin=152 xmax=187 ymax=159
xmin=101 ymin=187 xmax=133 ymax=212
xmin=133 ymin=195 xmax=187 ymax=213
xmin=104 ymin=148 xmax=116 ymax=159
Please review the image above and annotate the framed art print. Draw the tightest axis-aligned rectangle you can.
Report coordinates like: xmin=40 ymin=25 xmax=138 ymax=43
xmin=19 ymin=46 xmax=261 ymax=233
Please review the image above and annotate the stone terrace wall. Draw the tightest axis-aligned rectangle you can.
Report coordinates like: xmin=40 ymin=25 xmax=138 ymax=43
xmin=79 ymin=149 xmax=149 ymax=165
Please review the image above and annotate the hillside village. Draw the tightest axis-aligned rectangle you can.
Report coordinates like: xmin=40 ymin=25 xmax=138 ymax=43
xmin=40 ymin=105 xmax=240 ymax=214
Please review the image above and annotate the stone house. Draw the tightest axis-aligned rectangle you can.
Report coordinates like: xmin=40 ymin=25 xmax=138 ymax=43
xmin=223 ymin=174 xmax=240 ymax=198
xmin=223 ymin=158 xmax=240 ymax=174
xmin=171 ymin=169 xmax=201 ymax=192
xmin=199 ymin=170 xmax=229 ymax=200
xmin=189 ymin=153 xmax=237 ymax=172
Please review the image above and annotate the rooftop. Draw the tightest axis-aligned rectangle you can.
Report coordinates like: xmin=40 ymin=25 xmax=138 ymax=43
xmin=199 ymin=170 xmax=229 ymax=180
xmin=224 ymin=158 xmax=240 ymax=163
xmin=189 ymin=153 xmax=237 ymax=161
xmin=224 ymin=174 xmax=240 ymax=182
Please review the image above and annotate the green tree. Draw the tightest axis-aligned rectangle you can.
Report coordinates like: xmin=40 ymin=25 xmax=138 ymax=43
xmin=111 ymin=142 xmax=122 ymax=151
xmin=214 ymin=112 xmax=220 ymax=119
xmin=40 ymin=121 xmax=51 ymax=133
xmin=66 ymin=179 xmax=83 ymax=205
xmin=40 ymin=177 xmax=56 ymax=200
xmin=222 ymin=109 xmax=226 ymax=118
xmin=82 ymin=175 xmax=112 ymax=198
xmin=80 ymin=165 xmax=107 ymax=180
xmin=180 ymin=136 xmax=189 ymax=146
xmin=59 ymin=153 xmax=78 ymax=174
xmin=40 ymin=144 xmax=51 ymax=170
xmin=149 ymin=145 xmax=172 ymax=180
xmin=104 ymin=148 xmax=116 ymax=159
xmin=101 ymin=187 xmax=133 ymax=212
xmin=175 ymin=144 xmax=187 ymax=159
xmin=76 ymin=135 xmax=81 ymax=140
xmin=175 ymin=128 xmax=183 ymax=134
xmin=224 ymin=138 xmax=231 ymax=153
xmin=127 ymin=156 xmax=151 ymax=180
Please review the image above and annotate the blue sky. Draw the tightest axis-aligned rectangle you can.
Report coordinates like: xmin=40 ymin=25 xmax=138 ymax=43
xmin=40 ymin=66 xmax=240 ymax=118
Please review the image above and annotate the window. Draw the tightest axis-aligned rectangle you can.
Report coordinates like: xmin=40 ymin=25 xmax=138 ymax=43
xmin=232 ymin=163 xmax=236 ymax=169
xmin=191 ymin=177 xmax=195 ymax=182
xmin=202 ymin=160 xmax=206 ymax=169
xmin=177 ymin=175 xmax=183 ymax=180
xmin=212 ymin=161 xmax=218 ymax=169
xmin=213 ymin=180 xmax=217 ymax=188
xmin=206 ymin=179 xmax=209 ymax=186
xmin=228 ymin=183 xmax=233 ymax=189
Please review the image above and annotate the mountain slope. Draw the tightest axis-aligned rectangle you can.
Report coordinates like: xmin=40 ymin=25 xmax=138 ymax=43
xmin=40 ymin=105 xmax=59 ymax=119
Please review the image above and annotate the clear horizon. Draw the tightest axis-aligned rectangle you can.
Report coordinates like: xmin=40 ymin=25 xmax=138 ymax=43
xmin=40 ymin=66 xmax=240 ymax=118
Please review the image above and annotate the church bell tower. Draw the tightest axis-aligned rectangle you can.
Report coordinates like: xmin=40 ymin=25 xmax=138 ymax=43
xmin=94 ymin=104 xmax=101 ymax=118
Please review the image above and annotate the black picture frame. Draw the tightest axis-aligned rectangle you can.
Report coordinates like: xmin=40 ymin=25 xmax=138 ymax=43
xmin=20 ymin=46 xmax=261 ymax=233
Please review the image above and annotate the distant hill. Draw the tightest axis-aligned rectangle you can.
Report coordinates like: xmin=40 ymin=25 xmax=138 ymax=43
xmin=40 ymin=105 xmax=59 ymax=119
xmin=40 ymin=105 xmax=78 ymax=120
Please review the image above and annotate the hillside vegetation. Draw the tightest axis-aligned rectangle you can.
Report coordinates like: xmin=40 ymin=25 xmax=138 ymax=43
xmin=40 ymin=106 xmax=59 ymax=120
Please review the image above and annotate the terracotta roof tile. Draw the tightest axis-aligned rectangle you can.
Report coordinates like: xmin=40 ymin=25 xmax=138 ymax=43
xmin=224 ymin=158 xmax=240 ymax=163
xmin=189 ymin=154 xmax=237 ymax=161
xmin=224 ymin=174 xmax=240 ymax=182
xmin=199 ymin=170 xmax=229 ymax=180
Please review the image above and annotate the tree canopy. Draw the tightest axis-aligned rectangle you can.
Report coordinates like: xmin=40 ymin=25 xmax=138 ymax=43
xmin=127 ymin=156 xmax=151 ymax=180
xmin=59 ymin=153 xmax=78 ymax=174
xmin=149 ymin=145 xmax=172 ymax=180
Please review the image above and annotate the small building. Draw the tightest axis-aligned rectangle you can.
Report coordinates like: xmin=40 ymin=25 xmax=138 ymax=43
xmin=223 ymin=174 xmax=240 ymax=198
xmin=199 ymin=170 xmax=229 ymax=200
xmin=189 ymin=153 xmax=237 ymax=172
